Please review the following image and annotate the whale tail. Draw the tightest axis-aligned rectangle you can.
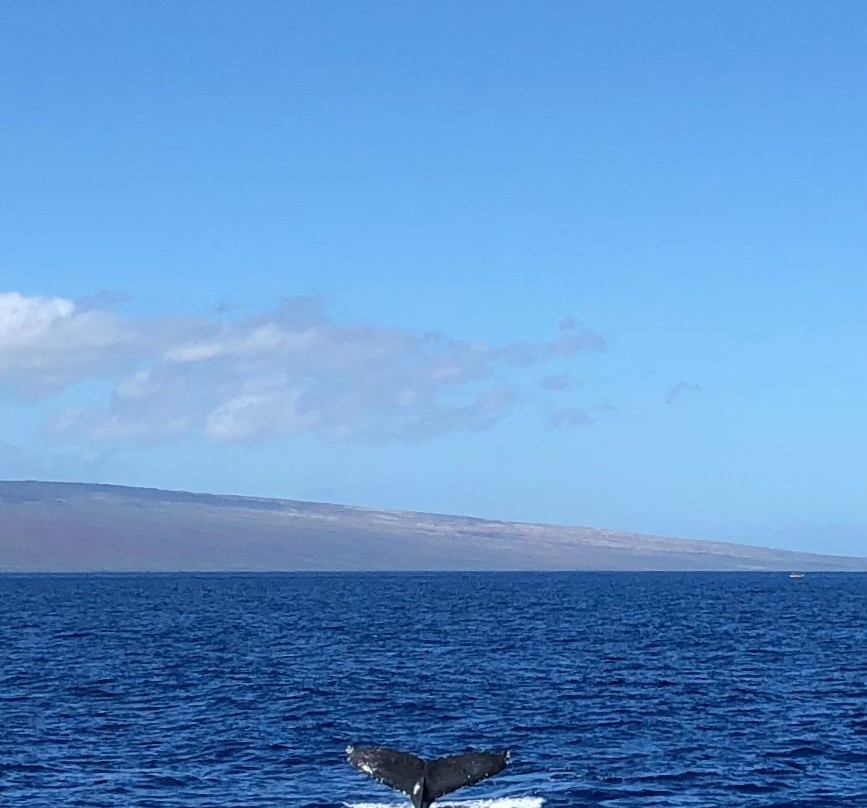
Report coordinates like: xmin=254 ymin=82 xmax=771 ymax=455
xmin=424 ymin=750 xmax=510 ymax=800
xmin=346 ymin=745 xmax=425 ymax=796
xmin=347 ymin=745 xmax=509 ymax=808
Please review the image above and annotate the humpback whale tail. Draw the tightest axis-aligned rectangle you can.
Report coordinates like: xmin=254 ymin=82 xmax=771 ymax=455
xmin=347 ymin=745 xmax=509 ymax=808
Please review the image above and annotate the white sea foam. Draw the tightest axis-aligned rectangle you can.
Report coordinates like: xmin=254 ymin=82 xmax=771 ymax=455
xmin=346 ymin=799 xmax=544 ymax=808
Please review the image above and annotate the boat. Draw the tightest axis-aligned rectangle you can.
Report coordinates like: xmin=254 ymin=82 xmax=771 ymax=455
xmin=789 ymin=572 xmax=805 ymax=579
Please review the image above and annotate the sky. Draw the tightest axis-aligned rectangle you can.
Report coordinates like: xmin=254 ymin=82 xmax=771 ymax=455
xmin=1 ymin=1 xmax=866 ymax=556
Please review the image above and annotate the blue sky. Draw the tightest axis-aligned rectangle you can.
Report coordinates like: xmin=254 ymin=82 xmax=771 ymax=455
xmin=2 ymin=1 xmax=866 ymax=555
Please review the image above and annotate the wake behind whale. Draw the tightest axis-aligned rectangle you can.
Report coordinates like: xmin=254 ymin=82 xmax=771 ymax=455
xmin=347 ymin=745 xmax=510 ymax=808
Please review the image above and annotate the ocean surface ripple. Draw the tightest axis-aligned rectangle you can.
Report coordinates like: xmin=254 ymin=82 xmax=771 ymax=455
xmin=1 ymin=572 xmax=866 ymax=807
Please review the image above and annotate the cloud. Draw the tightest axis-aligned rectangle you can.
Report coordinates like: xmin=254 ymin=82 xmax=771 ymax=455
xmin=546 ymin=408 xmax=594 ymax=429
xmin=1 ymin=292 xmax=605 ymax=446
xmin=492 ymin=328 xmax=604 ymax=364
xmin=540 ymin=373 xmax=572 ymax=391
xmin=0 ymin=439 xmax=113 ymax=480
xmin=0 ymin=292 xmax=142 ymax=399
xmin=0 ymin=441 xmax=39 ymax=477
xmin=665 ymin=380 xmax=702 ymax=405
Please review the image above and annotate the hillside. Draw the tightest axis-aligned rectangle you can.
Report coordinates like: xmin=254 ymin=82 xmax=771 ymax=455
xmin=0 ymin=480 xmax=864 ymax=572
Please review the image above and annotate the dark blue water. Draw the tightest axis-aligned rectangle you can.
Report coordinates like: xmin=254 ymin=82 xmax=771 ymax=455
xmin=2 ymin=573 xmax=867 ymax=807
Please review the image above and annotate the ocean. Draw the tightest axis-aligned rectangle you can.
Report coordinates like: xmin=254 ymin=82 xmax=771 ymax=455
xmin=1 ymin=572 xmax=866 ymax=807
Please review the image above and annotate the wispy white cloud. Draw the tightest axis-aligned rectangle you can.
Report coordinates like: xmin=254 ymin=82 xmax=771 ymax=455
xmin=0 ymin=441 xmax=37 ymax=477
xmin=665 ymin=380 xmax=702 ymax=405
xmin=0 ymin=292 xmax=139 ymax=399
xmin=1 ymin=292 xmax=605 ymax=446
xmin=540 ymin=373 xmax=572 ymax=391
xmin=546 ymin=408 xmax=594 ymax=429
xmin=0 ymin=439 xmax=113 ymax=480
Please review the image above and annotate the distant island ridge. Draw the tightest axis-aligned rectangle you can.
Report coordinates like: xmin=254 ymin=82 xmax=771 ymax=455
xmin=1 ymin=480 xmax=865 ymax=573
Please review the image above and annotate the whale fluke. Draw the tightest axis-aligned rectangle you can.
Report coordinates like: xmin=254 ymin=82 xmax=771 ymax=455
xmin=347 ymin=745 xmax=509 ymax=808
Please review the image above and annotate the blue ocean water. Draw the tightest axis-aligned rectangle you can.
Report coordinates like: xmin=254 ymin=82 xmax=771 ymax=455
xmin=1 ymin=572 xmax=867 ymax=807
